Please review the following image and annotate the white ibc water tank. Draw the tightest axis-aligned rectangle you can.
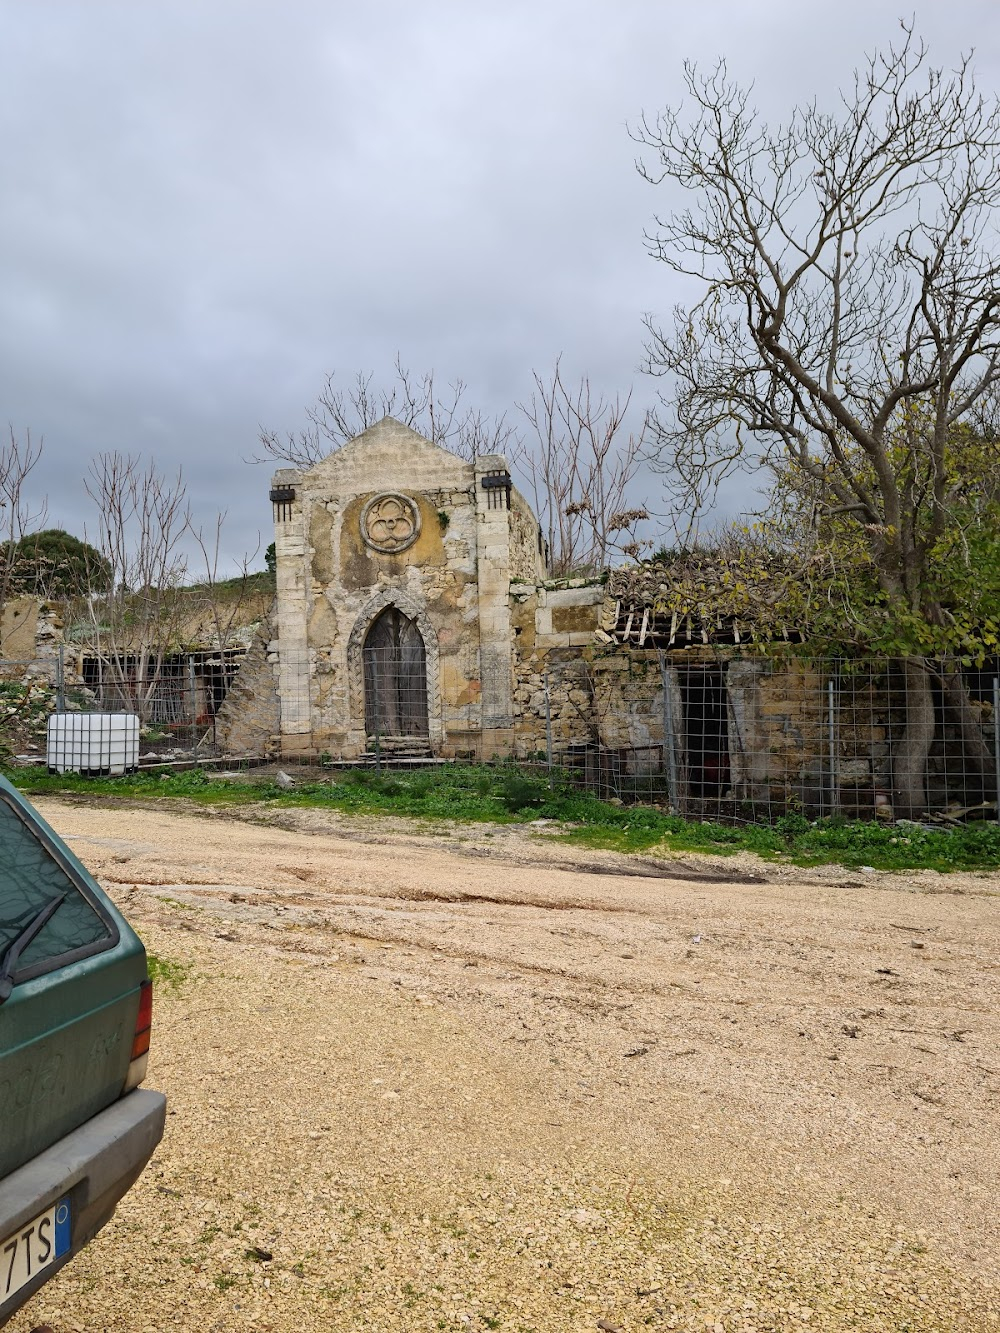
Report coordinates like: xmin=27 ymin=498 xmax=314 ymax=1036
xmin=46 ymin=713 xmax=140 ymax=776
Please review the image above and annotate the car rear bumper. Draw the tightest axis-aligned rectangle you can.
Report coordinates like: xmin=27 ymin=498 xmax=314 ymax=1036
xmin=0 ymin=1087 xmax=167 ymax=1327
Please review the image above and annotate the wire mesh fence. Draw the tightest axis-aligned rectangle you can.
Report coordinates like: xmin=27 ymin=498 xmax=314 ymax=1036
xmin=654 ymin=656 xmax=1000 ymax=826
xmin=0 ymin=647 xmax=244 ymax=763
xmin=3 ymin=643 xmax=999 ymax=827
xmin=351 ymin=649 xmax=1000 ymax=825
xmin=254 ymin=647 xmax=1000 ymax=826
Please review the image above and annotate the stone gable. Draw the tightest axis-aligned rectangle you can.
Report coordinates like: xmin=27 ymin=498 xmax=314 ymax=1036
xmin=302 ymin=417 xmax=473 ymax=492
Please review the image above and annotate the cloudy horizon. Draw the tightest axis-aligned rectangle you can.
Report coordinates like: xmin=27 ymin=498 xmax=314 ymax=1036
xmin=2 ymin=1 xmax=997 ymax=572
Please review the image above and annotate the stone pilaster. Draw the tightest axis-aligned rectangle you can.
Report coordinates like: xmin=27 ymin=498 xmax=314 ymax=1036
xmin=270 ymin=468 xmax=311 ymax=747
xmin=474 ymin=454 xmax=515 ymax=730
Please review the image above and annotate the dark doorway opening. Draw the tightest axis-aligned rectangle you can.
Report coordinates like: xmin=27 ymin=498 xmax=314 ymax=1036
xmin=363 ymin=607 xmax=429 ymax=739
xmin=678 ymin=665 xmax=731 ymax=797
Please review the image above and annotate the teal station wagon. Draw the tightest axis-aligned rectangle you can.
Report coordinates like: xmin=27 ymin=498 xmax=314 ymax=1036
xmin=0 ymin=775 xmax=166 ymax=1326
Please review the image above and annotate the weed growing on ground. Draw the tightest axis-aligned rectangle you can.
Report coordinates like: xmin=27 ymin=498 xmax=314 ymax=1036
xmin=146 ymin=953 xmax=193 ymax=990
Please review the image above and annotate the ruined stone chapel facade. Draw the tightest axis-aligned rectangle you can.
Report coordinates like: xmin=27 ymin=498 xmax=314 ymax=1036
xmin=256 ymin=416 xmax=601 ymax=758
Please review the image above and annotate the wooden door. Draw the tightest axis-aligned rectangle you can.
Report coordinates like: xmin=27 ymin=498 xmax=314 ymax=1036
xmin=363 ymin=608 xmax=429 ymax=737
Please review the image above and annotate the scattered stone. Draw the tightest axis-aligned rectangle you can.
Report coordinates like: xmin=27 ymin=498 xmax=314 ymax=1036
xmin=275 ymin=770 xmax=296 ymax=790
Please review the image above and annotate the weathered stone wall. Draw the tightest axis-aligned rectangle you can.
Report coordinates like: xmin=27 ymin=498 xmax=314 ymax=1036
xmin=0 ymin=598 xmax=40 ymax=660
xmin=0 ymin=598 xmax=72 ymax=684
xmin=509 ymin=580 xmax=613 ymax=756
xmin=726 ymin=658 xmax=829 ymax=800
xmin=213 ymin=615 xmax=282 ymax=757
xmin=508 ymin=620 xmax=865 ymax=803
xmin=508 ymin=492 xmax=543 ymax=582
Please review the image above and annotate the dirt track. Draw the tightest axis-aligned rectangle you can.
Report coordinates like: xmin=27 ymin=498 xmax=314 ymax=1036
xmin=10 ymin=796 xmax=1000 ymax=1332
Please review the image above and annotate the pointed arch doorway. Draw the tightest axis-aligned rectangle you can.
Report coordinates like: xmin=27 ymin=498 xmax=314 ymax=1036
xmin=362 ymin=606 xmax=429 ymax=739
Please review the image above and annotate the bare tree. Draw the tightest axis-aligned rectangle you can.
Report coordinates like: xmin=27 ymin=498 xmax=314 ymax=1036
xmin=256 ymin=354 xmax=517 ymax=467
xmin=188 ymin=515 xmax=265 ymax=735
xmin=635 ymin=25 xmax=1000 ymax=816
xmin=257 ymin=355 xmax=649 ymax=577
xmin=513 ymin=359 xmax=648 ymax=574
xmin=0 ymin=428 xmax=46 ymax=652
xmin=189 ymin=516 xmax=262 ymax=658
xmin=82 ymin=454 xmax=192 ymax=723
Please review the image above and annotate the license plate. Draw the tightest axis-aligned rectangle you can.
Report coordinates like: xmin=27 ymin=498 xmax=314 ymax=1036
xmin=1 ymin=1198 xmax=71 ymax=1304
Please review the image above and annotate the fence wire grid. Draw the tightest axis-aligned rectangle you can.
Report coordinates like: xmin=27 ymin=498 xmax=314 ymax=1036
xmin=3 ymin=646 xmax=1000 ymax=827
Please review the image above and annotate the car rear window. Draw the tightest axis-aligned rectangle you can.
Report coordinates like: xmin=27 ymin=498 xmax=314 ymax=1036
xmin=0 ymin=792 xmax=116 ymax=980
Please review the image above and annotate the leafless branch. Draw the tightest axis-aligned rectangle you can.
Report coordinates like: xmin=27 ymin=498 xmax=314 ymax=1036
xmin=512 ymin=358 xmax=649 ymax=574
xmin=253 ymin=355 xmax=517 ymax=467
xmin=81 ymin=454 xmax=192 ymax=722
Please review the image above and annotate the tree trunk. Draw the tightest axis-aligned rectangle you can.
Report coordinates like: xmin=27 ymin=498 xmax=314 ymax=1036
xmin=937 ymin=664 xmax=998 ymax=803
xmin=891 ymin=657 xmax=936 ymax=820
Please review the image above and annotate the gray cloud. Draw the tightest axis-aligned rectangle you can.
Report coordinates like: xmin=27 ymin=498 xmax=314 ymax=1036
xmin=1 ymin=0 xmax=997 ymax=565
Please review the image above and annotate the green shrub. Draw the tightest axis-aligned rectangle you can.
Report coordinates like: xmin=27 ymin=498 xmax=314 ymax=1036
xmin=499 ymin=774 xmax=548 ymax=812
xmin=775 ymin=812 xmax=811 ymax=840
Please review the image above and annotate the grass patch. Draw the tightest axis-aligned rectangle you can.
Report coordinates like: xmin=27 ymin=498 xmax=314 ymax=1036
xmin=9 ymin=761 xmax=1000 ymax=873
xmin=558 ymin=823 xmax=693 ymax=854
xmin=146 ymin=952 xmax=193 ymax=990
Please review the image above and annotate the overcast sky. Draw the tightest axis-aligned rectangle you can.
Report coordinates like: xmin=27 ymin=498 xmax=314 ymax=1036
xmin=2 ymin=1 xmax=998 ymax=570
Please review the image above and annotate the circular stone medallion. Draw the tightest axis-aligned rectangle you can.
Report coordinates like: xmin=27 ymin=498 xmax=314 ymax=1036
xmin=361 ymin=492 xmax=421 ymax=553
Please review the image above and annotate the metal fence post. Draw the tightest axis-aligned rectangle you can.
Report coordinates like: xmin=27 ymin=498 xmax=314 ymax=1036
xmin=543 ymin=670 xmax=553 ymax=782
xmin=658 ymin=651 xmax=679 ymax=814
xmin=56 ymin=644 xmax=65 ymax=713
xmin=828 ymin=677 xmax=839 ymax=818
xmin=993 ymin=678 xmax=1000 ymax=825
xmin=187 ymin=655 xmax=197 ymax=729
xmin=371 ymin=652 xmax=381 ymax=776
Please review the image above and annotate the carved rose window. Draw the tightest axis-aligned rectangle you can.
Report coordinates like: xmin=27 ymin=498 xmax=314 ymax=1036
xmin=361 ymin=493 xmax=421 ymax=553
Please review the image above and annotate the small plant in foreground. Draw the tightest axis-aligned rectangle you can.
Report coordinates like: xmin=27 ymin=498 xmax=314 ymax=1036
xmin=146 ymin=953 xmax=193 ymax=990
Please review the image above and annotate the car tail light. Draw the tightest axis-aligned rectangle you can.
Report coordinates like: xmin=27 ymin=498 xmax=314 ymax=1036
xmin=123 ymin=979 xmax=153 ymax=1093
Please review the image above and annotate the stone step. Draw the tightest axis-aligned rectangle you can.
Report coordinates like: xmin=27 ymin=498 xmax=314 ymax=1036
xmin=365 ymin=737 xmax=433 ymax=758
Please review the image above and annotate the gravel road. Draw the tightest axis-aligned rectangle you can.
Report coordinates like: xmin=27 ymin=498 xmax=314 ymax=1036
xmin=9 ymin=795 xmax=1000 ymax=1332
